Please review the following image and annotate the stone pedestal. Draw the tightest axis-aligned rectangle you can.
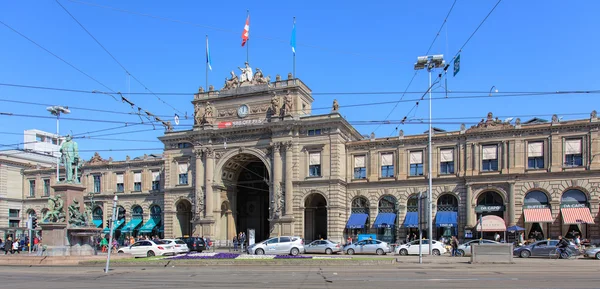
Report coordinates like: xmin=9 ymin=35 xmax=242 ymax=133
xmin=269 ymin=217 xmax=295 ymax=237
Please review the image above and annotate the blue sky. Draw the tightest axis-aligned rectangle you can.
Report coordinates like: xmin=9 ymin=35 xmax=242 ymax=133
xmin=1 ymin=0 xmax=599 ymax=160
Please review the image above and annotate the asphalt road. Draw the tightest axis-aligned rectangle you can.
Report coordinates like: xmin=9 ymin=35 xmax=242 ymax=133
xmin=1 ymin=261 xmax=599 ymax=289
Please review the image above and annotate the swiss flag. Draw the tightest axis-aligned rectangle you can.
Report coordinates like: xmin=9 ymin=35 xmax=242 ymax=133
xmin=241 ymin=15 xmax=249 ymax=46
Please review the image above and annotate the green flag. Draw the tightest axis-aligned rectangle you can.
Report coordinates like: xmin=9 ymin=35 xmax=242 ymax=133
xmin=453 ymin=54 xmax=461 ymax=76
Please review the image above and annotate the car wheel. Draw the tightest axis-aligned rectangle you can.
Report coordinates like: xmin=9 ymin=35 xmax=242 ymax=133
xmin=117 ymin=250 xmax=123 ymax=254
xmin=457 ymin=249 xmax=465 ymax=257
xmin=347 ymin=249 xmax=355 ymax=255
xmin=432 ymin=249 xmax=441 ymax=256
xmin=198 ymin=250 xmax=203 ymax=253
xmin=325 ymin=248 xmax=333 ymax=255
xmin=255 ymin=248 xmax=265 ymax=255
xmin=147 ymin=250 xmax=155 ymax=257
xmin=595 ymin=252 xmax=600 ymax=260
xmin=376 ymin=249 xmax=384 ymax=255
xmin=290 ymin=248 xmax=300 ymax=256
xmin=520 ymin=250 xmax=530 ymax=258
xmin=399 ymin=249 xmax=408 ymax=256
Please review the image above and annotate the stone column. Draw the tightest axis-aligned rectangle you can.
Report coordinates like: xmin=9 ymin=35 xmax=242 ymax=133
xmin=466 ymin=184 xmax=474 ymax=227
xmin=284 ymin=142 xmax=293 ymax=217
xmin=273 ymin=143 xmax=282 ymax=216
xmin=508 ymin=182 xmax=516 ymax=226
xmin=195 ymin=149 xmax=205 ymax=217
xmin=205 ymin=148 xmax=215 ymax=219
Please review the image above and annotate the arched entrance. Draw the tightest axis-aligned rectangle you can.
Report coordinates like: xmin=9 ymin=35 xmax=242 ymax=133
xmin=175 ymin=200 xmax=192 ymax=237
xmin=375 ymin=195 xmax=397 ymax=243
xmin=345 ymin=196 xmax=369 ymax=242
xmin=560 ymin=189 xmax=593 ymax=239
xmin=523 ymin=190 xmax=551 ymax=240
xmin=92 ymin=206 xmax=103 ymax=228
xmin=475 ymin=191 xmax=506 ymax=240
xmin=436 ymin=194 xmax=458 ymax=239
xmin=304 ymin=193 xmax=327 ymax=242
xmin=222 ymin=153 xmax=270 ymax=242
xmin=404 ymin=195 xmax=422 ymax=240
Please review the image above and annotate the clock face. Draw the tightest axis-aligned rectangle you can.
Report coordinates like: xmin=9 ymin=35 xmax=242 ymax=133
xmin=237 ymin=104 xmax=249 ymax=118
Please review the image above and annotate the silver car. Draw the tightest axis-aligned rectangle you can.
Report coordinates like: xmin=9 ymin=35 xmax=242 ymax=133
xmin=344 ymin=239 xmax=391 ymax=255
xmin=304 ymin=240 xmax=341 ymax=254
xmin=247 ymin=236 xmax=305 ymax=256
xmin=583 ymin=247 xmax=600 ymax=259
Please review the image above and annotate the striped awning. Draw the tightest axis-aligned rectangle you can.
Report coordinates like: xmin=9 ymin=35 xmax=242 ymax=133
xmin=523 ymin=208 xmax=553 ymax=223
xmin=561 ymin=207 xmax=595 ymax=224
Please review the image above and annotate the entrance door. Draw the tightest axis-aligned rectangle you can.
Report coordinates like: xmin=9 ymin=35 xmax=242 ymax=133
xmin=304 ymin=193 xmax=327 ymax=243
xmin=233 ymin=155 xmax=270 ymax=242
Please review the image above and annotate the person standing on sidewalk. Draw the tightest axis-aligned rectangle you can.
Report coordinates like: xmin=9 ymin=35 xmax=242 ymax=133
xmin=451 ymin=236 xmax=459 ymax=257
xmin=4 ymin=237 xmax=13 ymax=254
xmin=12 ymin=238 xmax=20 ymax=254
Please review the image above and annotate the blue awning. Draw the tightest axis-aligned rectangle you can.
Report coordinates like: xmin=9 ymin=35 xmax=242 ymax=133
xmin=102 ymin=219 xmax=125 ymax=234
xmin=403 ymin=212 xmax=419 ymax=228
xmin=373 ymin=213 xmax=397 ymax=228
xmin=120 ymin=218 xmax=143 ymax=233
xmin=346 ymin=213 xmax=368 ymax=229
xmin=435 ymin=211 xmax=458 ymax=228
xmin=139 ymin=218 xmax=159 ymax=234
xmin=92 ymin=219 xmax=102 ymax=228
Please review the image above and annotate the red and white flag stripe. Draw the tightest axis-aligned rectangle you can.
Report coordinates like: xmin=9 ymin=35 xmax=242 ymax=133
xmin=241 ymin=15 xmax=250 ymax=47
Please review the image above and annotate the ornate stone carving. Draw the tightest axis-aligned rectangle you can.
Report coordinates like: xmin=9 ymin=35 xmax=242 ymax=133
xmin=215 ymin=151 xmax=224 ymax=159
xmin=88 ymin=152 xmax=105 ymax=165
xmin=204 ymin=147 xmax=215 ymax=158
xmin=283 ymin=92 xmax=293 ymax=116
xmin=125 ymin=155 xmax=131 ymax=162
xmin=194 ymin=149 xmax=204 ymax=157
xmin=467 ymin=112 xmax=514 ymax=132
xmin=253 ymin=68 xmax=270 ymax=85
xmin=198 ymin=86 xmax=204 ymax=93
xmin=287 ymin=72 xmax=293 ymax=79
xmin=222 ymin=71 xmax=240 ymax=90
xmin=591 ymin=110 xmax=597 ymax=121
xmin=398 ymin=129 xmax=404 ymax=139
xmin=515 ymin=118 xmax=522 ymax=128
xmin=68 ymin=199 xmax=86 ymax=227
xmin=209 ymin=85 xmax=214 ymax=91
xmin=275 ymin=74 xmax=281 ymax=82
xmin=332 ymin=99 xmax=339 ymax=112
xmin=271 ymin=93 xmax=282 ymax=117
xmin=552 ymin=114 xmax=559 ymax=124
xmin=460 ymin=124 xmax=466 ymax=131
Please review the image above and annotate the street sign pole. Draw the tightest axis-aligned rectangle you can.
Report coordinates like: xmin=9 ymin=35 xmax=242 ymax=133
xmin=418 ymin=192 xmax=423 ymax=264
xmin=105 ymin=195 xmax=118 ymax=273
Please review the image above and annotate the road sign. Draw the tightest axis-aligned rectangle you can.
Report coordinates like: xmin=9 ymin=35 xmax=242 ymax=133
xmin=453 ymin=54 xmax=461 ymax=76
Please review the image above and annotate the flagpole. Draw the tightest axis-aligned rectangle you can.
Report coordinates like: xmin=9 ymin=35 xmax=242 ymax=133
xmin=206 ymin=35 xmax=209 ymax=91
xmin=292 ymin=16 xmax=296 ymax=83
xmin=246 ymin=9 xmax=250 ymax=64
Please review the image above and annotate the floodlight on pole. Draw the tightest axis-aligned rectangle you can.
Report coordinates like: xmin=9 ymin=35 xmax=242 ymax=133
xmin=414 ymin=54 xmax=445 ymax=255
xmin=46 ymin=106 xmax=70 ymax=182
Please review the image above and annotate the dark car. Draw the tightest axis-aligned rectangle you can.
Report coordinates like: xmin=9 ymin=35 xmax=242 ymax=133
xmin=179 ymin=237 xmax=206 ymax=252
xmin=513 ymin=239 xmax=580 ymax=258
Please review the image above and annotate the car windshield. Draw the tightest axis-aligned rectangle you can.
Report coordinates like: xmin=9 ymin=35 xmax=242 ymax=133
xmin=175 ymin=240 xmax=186 ymax=244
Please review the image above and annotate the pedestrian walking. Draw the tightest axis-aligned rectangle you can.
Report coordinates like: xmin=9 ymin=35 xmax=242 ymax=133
xmin=13 ymin=238 xmax=20 ymax=254
xmin=451 ymin=236 xmax=459 ymax=257
xmin=4 ymin=237 xmax=13 ymax=254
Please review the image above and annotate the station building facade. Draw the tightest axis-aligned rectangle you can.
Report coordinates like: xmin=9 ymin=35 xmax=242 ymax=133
xmin=19 ymin=70 xmax=600 ymax=245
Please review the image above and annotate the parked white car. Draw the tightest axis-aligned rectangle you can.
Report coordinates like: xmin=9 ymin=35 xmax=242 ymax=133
xmin=162 ymin=239 xmax=190 ymax=254
xmin=247 ymin=236 xmax=305 ymax=256
xmin=457 ymin=239 xmax=499 ymax=256
xmin=395 ymin=240 xmax=446 ymax=256
xmin=118 ymin=240 xmax=176 ymax=257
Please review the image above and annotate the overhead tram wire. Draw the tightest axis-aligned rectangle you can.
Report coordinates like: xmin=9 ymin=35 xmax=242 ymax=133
xmin=55 ymin=0 xmax=184 ymax=115
xmin=373 ymin=0 xmax=458 ymax=134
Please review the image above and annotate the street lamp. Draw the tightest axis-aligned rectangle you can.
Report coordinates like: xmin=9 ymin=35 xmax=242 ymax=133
xmin=414 ymin=54 xmax=445 ymax=255
xmin=105 ymin=194 xmax=118 ymax=273
xmin=46 ymin=105 xmax=71 ymax=182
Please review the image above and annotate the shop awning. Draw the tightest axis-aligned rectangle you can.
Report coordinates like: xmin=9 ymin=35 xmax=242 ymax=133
xmin=139 ymin=218 xmax=159 ymax=234
xmin=120 ymin=218 xmax=143 ymax=233
xmin=403 ymin=212 xmax=418 ymax=228
xmin=561 ymin=207 xmax=595 ymax=224
xmin=523 ymin=208 xmax=553 ymax=223
xmin=475 ymin=215 xmax=506 ymax=232
xmin=435 ymin=211 xmax=458 ymax=228
xmin=102 ymin=219 xmax=125 ymax=234
xmin=92 ymin=219 xmax=103 ymax=228
xmin=346 ymin=213 xmax=368 ymax=229
xmin=373 ymin=213 xmax=396 ymax=228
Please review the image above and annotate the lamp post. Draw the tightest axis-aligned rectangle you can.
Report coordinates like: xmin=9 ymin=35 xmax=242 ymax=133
xmin=105 ymin=195 xmax=118 ymax=273
xmin=46 ymin=106 xmax=71 ymax=182
xmin=414 ymin=55 xmax=445 ymax=255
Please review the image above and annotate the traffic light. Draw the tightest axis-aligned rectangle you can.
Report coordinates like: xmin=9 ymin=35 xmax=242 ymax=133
xmin=31 ymin=216 xmax=38 ymax=229
xmin=106 ymin=220 xmax=111 ymax=228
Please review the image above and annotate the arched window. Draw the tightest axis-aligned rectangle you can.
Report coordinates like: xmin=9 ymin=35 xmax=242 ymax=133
xmin=524 ymin=190 xmax=549 ymax=206
xmin=93 ymin=207 xmax=103 ymax=221
xmin=378 ymin=195 xmax=397 ymax=213
xmin=150 ymin=205 xmax=162 ymax=219
xmin=561 ymin=189 xmax=587 ymax=204
xmin=117 ymin=206 xmax=126 ymax=220
xmin=27 ymin=209 xmax=37 ymax=218
xmin=437 ymin=194 xmax=458 ymax=211
xmin=132 ymin=205 xmax=143 ymax=219
xmin=351 ymin=197 xmax=369 ymax=214
xmin=477 ymin=191 xmax=503 ymax=206
xmin=407 ymin=195 xmax=419 ymax=212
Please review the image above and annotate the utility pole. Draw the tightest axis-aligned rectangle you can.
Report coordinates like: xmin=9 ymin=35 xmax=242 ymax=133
xmin=46 ymin=106 xmax=70 ymax=182
xmin=105 ymin=195 xmax=118 ymax=273
xmin=414 ymin=55 xmax=445 ymax=255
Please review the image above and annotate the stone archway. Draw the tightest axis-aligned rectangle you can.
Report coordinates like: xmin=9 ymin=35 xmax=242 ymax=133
xmin=175 ymin=199 xmax=193 ymax=237
xmin=304 ymin=192 xmax=327 ymax=242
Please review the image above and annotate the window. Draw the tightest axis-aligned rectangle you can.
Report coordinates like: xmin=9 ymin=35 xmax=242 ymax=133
xmin=116 ymin=173 xmax=124 ymax=192
xmin=177 ymin=143 xmax=191 ymax=149
xmin=43 ymin=179 xmax=50 ymax=196
xmin=9 ymin=209 xmax=19 ymax=218
xmin=482 ymin=145 xmax=499 ymax=171
xmin=178 ymin=163 xmax=189 ymax=185
xmin=409 ymin=151 xmax=423 ymax=176
xmin=9 ymin=220 xmax=19 ymax=228
xmin=564 ymin=139 xmax=583 ymax=167
xmin=308 ymin=129 xmax=321 ymax=136
xmin=353 ymin=155 xmax=367 ymax=179
xmin=29 ymin=180 xmax=35 ymax=197
xmin=93 ymin=175 xmax=101 ymax=193
xmin=36 ymin=135 xmax=43 ymax=142
xmin=440 ymin=149 xmax=454 ymax=174
xmin=308 ymin=152 xmax=321 ymax=177
xmin=380 ymin=153 xmax=394 ymax=178
xmin=52 ymin=138 xmax=58 ymax=145
xmin=527 ymin=141 xmax=544 ymax=169
xmin=133 ymin=172 xmax=142 ymax=191
xmin=151 ymin=171 xmax=160 ymax=191
xmin=279 ymin=237 xmax=291 ymax=243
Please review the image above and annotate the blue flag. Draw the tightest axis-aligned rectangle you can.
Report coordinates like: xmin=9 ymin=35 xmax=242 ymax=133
xmin=290 ymin=19 xmax=296 ymax=54
xmin=206 ymin=36 xmax=212 ymax=71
